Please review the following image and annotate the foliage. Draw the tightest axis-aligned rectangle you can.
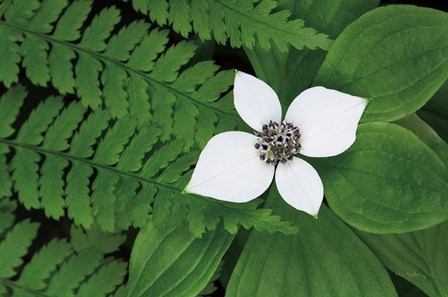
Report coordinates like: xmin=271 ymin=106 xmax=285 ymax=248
xmin=0 ymin=0 xmax=447 ymax=296
xmin=226 ymin=199 xmax=397 ymax=297
xmin=126 ymin=0 xmax=331 ymax=52
xmin=0 ymin=0 xmax=242 ymax=150
xmin=0 ymin=199 xmax=127 ymax=297
xmin=357 ymin=221 xmax=448 ymax=297
xmin=126 ymin=222 xmax=233 ymax=297
xmin=0 ymin=86 xmax=296 ymax=235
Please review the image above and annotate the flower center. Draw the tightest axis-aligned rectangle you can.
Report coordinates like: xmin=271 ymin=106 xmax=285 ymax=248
xmin=254 ymin=120 xmax=301 ymax=165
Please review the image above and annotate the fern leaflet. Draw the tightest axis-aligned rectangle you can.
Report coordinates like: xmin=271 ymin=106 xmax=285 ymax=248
xmin=127 ymin=0 xmax=332 ymax=52
xmin=0 ymin=203 xmax=127 ymax=297
xmin=0 ymin=86 xmax=297 ymax=236
xmin=0 ymin=0 xmax=241 ymax=151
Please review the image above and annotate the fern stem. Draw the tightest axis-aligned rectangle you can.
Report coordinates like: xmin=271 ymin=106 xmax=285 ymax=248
xmin=0 ymin=21 xmax=241 ymax=121
xmin=0 ymin=139 xmax=263 ymax=218
xmin=0 ymin=0 xmax=12 ymax=18
xmin=0 ymin=279 xmax=54 ymax=297
xmin=1 ymin=139 xmax=182 ymax=194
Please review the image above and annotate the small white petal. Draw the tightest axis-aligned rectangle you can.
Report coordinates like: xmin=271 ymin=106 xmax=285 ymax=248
xmin=185 ymin=131 xmax=275 ymax=203
xmin=275 ymin=157 xmax=324 ymax=217
xmin=285 ymin=86 xmax=367 ymax=157
xmin=234 ymin=71 xmax=282 ymax=131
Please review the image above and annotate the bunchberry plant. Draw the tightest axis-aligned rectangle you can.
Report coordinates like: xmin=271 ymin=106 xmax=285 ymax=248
xmin=0 ymin=0 xmax=447 ymax=296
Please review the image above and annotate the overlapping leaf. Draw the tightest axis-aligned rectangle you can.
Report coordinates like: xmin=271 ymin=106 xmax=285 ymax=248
xmin=357 ymin=221 xmax=448 ymax=297
xmin=0 ymin=0 xmax=241 ymax=151
xmin=0 ymin=206 xmax=126 ymax=297
xmin=127 ymin=222 xmax=233 ymax=297
xmin=0 ymin=86 xmax=296 ymax=236
xmin=314 ymin=5 xmax=448 ymax=122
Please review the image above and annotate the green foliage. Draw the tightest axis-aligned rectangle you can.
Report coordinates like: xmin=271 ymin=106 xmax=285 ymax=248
xmin=126 ymin=0 xmax=331 ymax=52
xmin=0 ymin=0 xmax=241 ymax=150
xmin=226 ymin=197 xmax=397 ymax=297
xmin=312 ymin=122 xmax=448 ymax=233
xmin=314 ymin=5 xmax=448 ymax=122
xmin=245 ymin=0 xmax=380 ymax=106
xmin=357 ymin=221 xmax=448 ymax=297
xmin=0 ymin=202 xmax=127 ymax=297
xmin=418 ymin=82 xmax=448 ymax=143
xmin=0 ymin=86 xmax=296 ymax=236
xmin=126 ymin=221 xmax=233 ymax=297
xmin=197 ymin=261 xmax=223 ymax=296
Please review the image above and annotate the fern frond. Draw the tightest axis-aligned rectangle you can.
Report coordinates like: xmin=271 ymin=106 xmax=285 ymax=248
xmin=0 ymin=86 xmax=296 ymax=236
xmin=126 ymin=0 xmax=331 ymax=52
xmin=0 ymin=218 xmax=126 ymax=297
xmin=0 ymin=0 xmax=240 ymax=151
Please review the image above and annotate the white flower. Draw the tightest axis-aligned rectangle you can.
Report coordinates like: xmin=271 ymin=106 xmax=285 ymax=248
xmin=184 ymin=71 xmax=367 ymax=217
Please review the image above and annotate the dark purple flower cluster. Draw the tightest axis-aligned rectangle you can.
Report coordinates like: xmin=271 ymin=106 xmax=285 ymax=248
xmin=254 ymin=120 xmax=301 ymax=165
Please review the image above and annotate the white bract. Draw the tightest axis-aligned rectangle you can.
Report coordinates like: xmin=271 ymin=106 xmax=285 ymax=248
xmin=184 ymin=71 xmax=367 ymax=217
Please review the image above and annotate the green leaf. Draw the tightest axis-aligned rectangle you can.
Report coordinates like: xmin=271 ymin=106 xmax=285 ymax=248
xmin=246 ymin=0 xmax=379 ymax=106
xmin=1 ymin=0 xmax=240 ymax=141
xmin=394 ymin=113 xmax=448 ymax=166
xmin=15 ymin=239 xmax=72 ymax=290
xmin=45 ymin=249 xmax=103 ymax=296
xmin=0 ymin=84 xmax=26 ymax=137
xmin=126 ymin=222 xmax=234 ymax=297
xmin=357 ymin=221 xmax=448 ymax=297
xmin=128 ymin=0 xmax=331 ymax=52
xmin=418 ymin=81 xmax=448 ymax=142
xmin=0 ymin=219 xmax=39 ymax=278
xmin=1 ymin=87 xmax=293 ymax=235
xmin=11 ymin=97 xmax=64 ymax=209
xmin=76 ymin=261 xmax=128 ymax=297
xmin=314 ymin=5 xmax=448 ymax=122
xmin=70 ymin=224 xmax=126 ymax=254
xmin=0 ymin=214 xmax=126 ymax=297
xmin=312 ymin=122 xmax=448 ymax=233
xmin=0 ymin=200 xmax=16 ymax=236
xmin=226 ymin=195 xmax=397 ymax=297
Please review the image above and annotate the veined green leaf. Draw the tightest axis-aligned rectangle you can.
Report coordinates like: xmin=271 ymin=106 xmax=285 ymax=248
xmin=314 ymin=5 xmax=448 ymax=122
xmin=312 ymin=122 xmax=448 ymax=233
xmin=357 ymin=221 xmax=448 ymax=297
xmin=226 ymin=194 xmax=397 ymax=297
xmin=126 ymin=221 xmax=234 ymax=297
xmin=246 ymin=0 xmax=379 ymax=106
xmin=394 ymin=113 xmax=448 ymax=166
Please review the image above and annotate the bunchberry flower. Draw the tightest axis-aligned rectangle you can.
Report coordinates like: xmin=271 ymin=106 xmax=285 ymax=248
xmin=184 ymin=71 xmax=367 ymax=217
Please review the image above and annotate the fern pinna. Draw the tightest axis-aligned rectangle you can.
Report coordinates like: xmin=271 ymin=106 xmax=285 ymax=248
xmin=0 ymin=0 xmax=244 ymax=151
xmin=0 ymin=86 xmax=296 ymax=236
xmin=126 ymin=0 xmax=331 ymax=52
xmin=0 ymin=199 xmax=127 ymax=297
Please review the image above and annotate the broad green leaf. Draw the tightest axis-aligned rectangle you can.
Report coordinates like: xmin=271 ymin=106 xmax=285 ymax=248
xmin=311 ymin=122 xmax=448 ymax=233
xmin=246 ymin=0 xmax=379 ymax=107
xmin=418 ymin=81 xmax=448 ymax=142
xmin=357 ymin=221 xmax=448 ymax=296
xmin=395 ymin=113 xmax=448 ymax=166
xmin=226 ymin=193 xmax=397 ymax=297
xmin=126 ymin=222 xmax=234 ymax=297
xmin=314 ymin=5 xmax=448 ymax=122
